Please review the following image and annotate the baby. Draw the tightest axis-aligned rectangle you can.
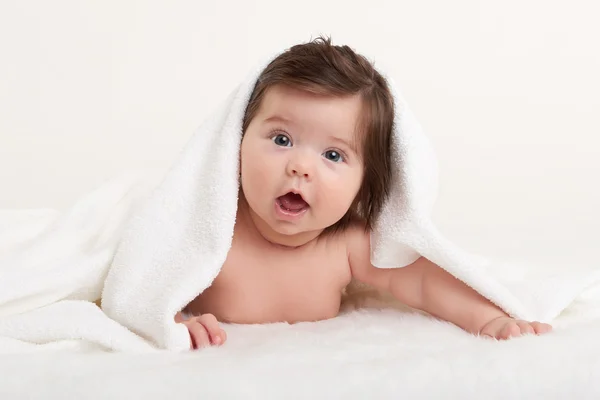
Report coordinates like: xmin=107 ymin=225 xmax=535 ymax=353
xmin=175 ymin=37 xmax=552 ymax=349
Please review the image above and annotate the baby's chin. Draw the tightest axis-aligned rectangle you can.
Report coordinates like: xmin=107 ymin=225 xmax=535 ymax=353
xmin=268 ymin=220 xmax=313 ymax=236
xmin=265 ymin=218 xmax=327 ymax=242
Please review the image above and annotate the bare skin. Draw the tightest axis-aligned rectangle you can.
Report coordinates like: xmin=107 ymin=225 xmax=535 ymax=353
xmin=185 ymin=196 xmax=351 ymax=326
xmin=176 ymin=85 xmax=552 ymax=349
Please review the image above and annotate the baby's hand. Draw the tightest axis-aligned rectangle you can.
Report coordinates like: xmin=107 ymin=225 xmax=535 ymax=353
xmin=479 ymin=316 xmax=552 ymax=340
xmin=175 ymin=312 xmax=227 ymax=349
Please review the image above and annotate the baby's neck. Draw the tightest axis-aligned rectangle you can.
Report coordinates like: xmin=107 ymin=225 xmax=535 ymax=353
xmin=237 ymin=194 xmax=321 ymax=250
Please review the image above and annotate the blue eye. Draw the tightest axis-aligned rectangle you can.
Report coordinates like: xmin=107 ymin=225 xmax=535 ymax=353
xmin=272 ymin=134 xmax=291 ymax=147
xmin=323 ymin=150 xmax=343 ymax=163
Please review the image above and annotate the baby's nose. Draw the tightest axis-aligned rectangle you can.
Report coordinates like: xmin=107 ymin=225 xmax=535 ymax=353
xmin=287 ymin=153 xmax=314 ymax=179
xmin=291 ymin=167 xmax=309 ymax=177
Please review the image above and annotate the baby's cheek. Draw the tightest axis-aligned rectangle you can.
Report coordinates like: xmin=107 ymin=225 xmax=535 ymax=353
xmin=241 ymin=146 xmax=262 ymax=177
xmin=241 ymin=152 xmax=277 ymax=200
xmin=324 ymin=181 xmax=356 ymax=210
xmin=245 ymin=159 xmax=272 ymax=186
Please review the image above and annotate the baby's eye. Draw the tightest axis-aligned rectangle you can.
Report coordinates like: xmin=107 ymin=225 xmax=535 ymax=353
xmin=272 ymin=134 xmax=291 ymax=147
xmin=323 ymin=150 xmax=344 ymax=163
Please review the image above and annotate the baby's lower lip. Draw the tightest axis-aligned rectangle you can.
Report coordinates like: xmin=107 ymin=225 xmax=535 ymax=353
xmin=274 ymin=199 xmax=309 ymax=219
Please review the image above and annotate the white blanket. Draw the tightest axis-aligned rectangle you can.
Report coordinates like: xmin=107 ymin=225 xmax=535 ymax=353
xmin=2 ymin=308 xmax=600 ymax=398
xmin=1 ymin=50 xmax=600 ymax=352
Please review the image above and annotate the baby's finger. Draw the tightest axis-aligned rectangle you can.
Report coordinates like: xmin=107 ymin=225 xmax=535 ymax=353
xmin=516 ymin=321 xmax=535 ymax=335
xmin=219 ymin=328 xmax=228 ymax=345
xmin=501 ymin=321 xmax=521 ymax=339
xmin=531 ymin=321 xmax=553 ymax=334
xmin=187 ymin=321 xmax=210 ymax=349
xmin=198 ymin=314 xmax=223 ymax=345
xmin=174 ymin=312 xmax=186 ymax=323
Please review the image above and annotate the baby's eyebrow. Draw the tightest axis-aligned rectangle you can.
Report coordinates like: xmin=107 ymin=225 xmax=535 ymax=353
xmin=328 ymin=135 xmax=357 ymax=153
xmin=264 ymin=115 xmax=294 ymax=125
xmin=264 ymin=114 xmax=358 ymax=153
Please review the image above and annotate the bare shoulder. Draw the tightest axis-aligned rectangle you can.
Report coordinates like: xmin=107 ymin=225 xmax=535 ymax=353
xmin=342 ymin=223 xmax=393 ymax=289
xmin=342 ymin=223 xmax=371 ymax=273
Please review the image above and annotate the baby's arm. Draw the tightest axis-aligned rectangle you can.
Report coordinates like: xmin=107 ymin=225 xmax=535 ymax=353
xmin=347 ymin=230 xmax=552 ymax=339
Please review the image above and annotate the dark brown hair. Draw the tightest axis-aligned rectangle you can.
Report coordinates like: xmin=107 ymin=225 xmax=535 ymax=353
xmin=242 ymin=36 xmax=394 ymax=235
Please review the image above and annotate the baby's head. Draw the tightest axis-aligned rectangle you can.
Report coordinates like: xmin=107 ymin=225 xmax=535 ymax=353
xmin=240 ymin=36 xmax=394 ymax=243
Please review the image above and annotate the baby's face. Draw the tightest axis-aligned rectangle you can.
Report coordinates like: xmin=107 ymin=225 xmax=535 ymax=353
xmin=240 ymin=84 xmax=364 ymax=241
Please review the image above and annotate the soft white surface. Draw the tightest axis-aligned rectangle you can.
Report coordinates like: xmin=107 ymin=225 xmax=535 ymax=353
xmin=1 ymin=309 xmax=600 ymax=399
xmin=1 ymin=199 xmax=600 ymax=398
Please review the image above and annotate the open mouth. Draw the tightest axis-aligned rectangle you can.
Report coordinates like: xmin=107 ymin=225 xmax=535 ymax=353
xmin=276 ymin=192 xmax=309 ymax=214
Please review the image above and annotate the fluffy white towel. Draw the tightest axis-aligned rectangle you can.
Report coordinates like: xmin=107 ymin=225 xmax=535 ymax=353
xmin=0 ymin=173 xmax=154 ymax=351
xmin=1 ymin=50 xmax=599 ymax=352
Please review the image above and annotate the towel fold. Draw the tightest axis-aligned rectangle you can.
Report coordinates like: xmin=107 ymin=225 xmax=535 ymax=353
xmin=1 ymin=49 xmax=599 ymax=352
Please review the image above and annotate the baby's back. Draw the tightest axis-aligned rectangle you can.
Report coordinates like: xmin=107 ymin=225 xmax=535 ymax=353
xmin=186 ymin=225 xmax=352 ymax=324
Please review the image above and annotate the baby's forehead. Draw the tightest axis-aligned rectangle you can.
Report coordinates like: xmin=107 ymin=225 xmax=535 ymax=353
xmin=259 ymin=85 xmax=365 ymax=130
xmin=260 ymin=90 xmax=365 ymax=150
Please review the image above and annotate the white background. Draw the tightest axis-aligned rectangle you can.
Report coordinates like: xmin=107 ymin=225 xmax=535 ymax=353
xmin=1 ymin=0 xmax=598 ymax=266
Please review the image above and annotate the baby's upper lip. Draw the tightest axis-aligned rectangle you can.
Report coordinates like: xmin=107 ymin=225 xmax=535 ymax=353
xmin=280 ymin=188 xmax=309 ymax=206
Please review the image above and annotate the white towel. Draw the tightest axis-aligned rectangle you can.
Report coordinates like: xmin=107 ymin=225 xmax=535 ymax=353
xmin=1 ymin=50 xmax=599 ymax=352
xmin=0 ymin=173 xmax=155 ymax=351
